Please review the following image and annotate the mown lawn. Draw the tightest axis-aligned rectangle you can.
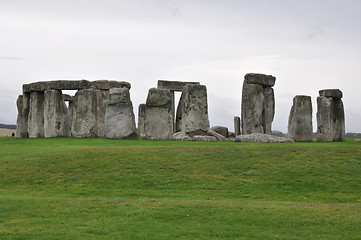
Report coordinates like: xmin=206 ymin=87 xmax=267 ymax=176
xmin=0 ymin=137 xmax=360 ymax=239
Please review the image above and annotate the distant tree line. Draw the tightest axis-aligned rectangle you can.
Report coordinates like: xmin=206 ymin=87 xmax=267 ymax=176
xmin=0 ymin=124 xmax=16 ymax=130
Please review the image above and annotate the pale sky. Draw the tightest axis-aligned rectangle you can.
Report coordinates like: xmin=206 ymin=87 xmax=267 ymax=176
xmin=1 ymin=0 xmax=360 ymax=133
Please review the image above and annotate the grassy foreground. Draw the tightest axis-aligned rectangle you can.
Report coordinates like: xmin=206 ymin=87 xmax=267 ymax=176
xmin=0 ymin=137 xmax=360 ymax=239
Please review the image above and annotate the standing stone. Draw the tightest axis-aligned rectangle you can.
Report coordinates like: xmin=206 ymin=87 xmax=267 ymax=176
xmin=287 ymin=95 xmax=313 ymax=142
xmin=16 ymin=93 xmax=30 ymax=138
xmin=138 ymin=88 xmax=173 ymax=140
xmin=105 ymin=88 xmax=136 ymax=139
xmin=234 ymin=116 xmax=241 ymax=136
xmin=241 ymin=83 xmax=265 ymax=134
xmin=43 ymin=90 xmax=71 ymax=137
xmin=28 ymin=91 xmax=45 ymax=138
xmin=241 ymin=73 xmax=276 ymax=135
xmin=176 ymin=84 xmax=210 ymax=136
xmin=71 ymin=89 xmax=107 ymax=138
xmin=317 ymin=89 xmax=345 ymax=142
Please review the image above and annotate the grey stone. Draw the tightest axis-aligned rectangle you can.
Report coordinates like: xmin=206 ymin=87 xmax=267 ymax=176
xmin=234 ymin=116 xmax=241 ymax=136
xmin=287 ymin=95 xmax=313 ymax=142
xmin=355 ymin=139 xmax=361 ymax=142
xmin=62 ymin=94 xmax=73 ymax=102
xmin=157 ymin=80 xmax=200 ymax=91
xmin=105 ymin=88 xmax=136 ymax=139
xmin=23 ymin=80 xmax=131 ymax=93
xmin=15 ymin=93 xmax=30 ymax=138
xmin=228 ymin=132 xmax=236 ymax=139
xmin=173 ymin=132 xmax=192 ymax=141
xmin=28 ymin=91 xmax=45 ymax=138
xmin=317 ymin=96 xmax=345 ymax=142
xmin=44 ymin=90 xmax=71 ymax=137
xmin=71 ymin=89 xmax=107 ymax=138
xmin=234 ymin=133 xmax=294 ymax=143
xmin=207 ymin=129 xmax=226 ymax=141
xmin=176 ymin=84 xmax=210 ymax=136
xmin=192 ymin=135 xmax=217 ymax=142
xmin=244 ymin=73 xmax=276 ymax=87
xmin=210 ymin=126 xmax=229 ymax=138
xmin=319 ymin=89 xmax=343 ymax=99
xmin=262 ymin=87 xmax=275 ymax=135
xmin=241 ymin=83 xmax=265 ymax=134
xmin=146 ymin=88 xmax=173 ymax=108
xmin=138 ymin=89 xmax=174 ymax=140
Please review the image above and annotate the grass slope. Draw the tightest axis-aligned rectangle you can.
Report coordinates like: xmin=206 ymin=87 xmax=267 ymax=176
xmin=0 ymin=138 xmax=360 ymax=239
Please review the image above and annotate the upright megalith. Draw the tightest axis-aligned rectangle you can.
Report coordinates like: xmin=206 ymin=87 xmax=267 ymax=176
xmin=16 ymin=93 xmax=30 ymax=138
xmin=241 ymin=73 xmax=275 ymax=135
xmin=43 ymin=90 xmax=71 ymax=137
xmin=176 ymin=84 xmax=210 ymax=136
xmin=28 ymin=91 xmax=45 ymax=138
xmin=71 ymin=89 xmax=107 ymax=138
xmin=317 ymin=89 xmax=345 ymax=142
xmin=105 ymin=88 xmax=136 ymax=139
xmin=234 ymin=116 xmax=241 ymax=136
xmin=138 ymin=88 xmax=174 ymax=140
xmin=287 ymin=95 xmax=313 ymax=141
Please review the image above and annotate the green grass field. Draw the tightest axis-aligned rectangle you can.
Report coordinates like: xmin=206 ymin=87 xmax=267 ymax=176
xmin=0 ymin=137 xmax=360 ymax=239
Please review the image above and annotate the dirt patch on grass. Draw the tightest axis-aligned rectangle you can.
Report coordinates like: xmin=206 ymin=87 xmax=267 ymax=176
xmin=0 ymin=128 xmax=16 ymax=137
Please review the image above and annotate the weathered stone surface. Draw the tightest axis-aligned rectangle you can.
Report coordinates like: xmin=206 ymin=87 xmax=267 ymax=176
xmin=71 ymin=89 xmax=107 ymax=138
xmin=44 ymin=90 xmax=71 ymax=137
xmin=207 ymin=129 xmax=226 ymax=141
xmin=319 ymin=89 xmax=343 ymax=99
xmin=234 ymin=116 xmax=241 ymax=136
xmin=234 ymin=133 xmax=294 ymax=143
xmin=62 ymin=94 xmax=73 ymax=102
xmin=23 ymin=80 xmax=131 ymax=93
xmin=28 ymin=91 xmax=45 ymax=138
xmin=317 ymin=96 xmax=345 ymax=142
xmin=244 ymin=73 xmax=276 ymax=87
xmin=146 ymin=88 xmax=173 ymax=108
xmin=241 ymin=83 xmax=265 ymax=134
xmin=287 ymin=95 xmax=313 ymax=142
xmin=15 ymin=93 xmax=30 ymax=138
xmin=262 ymin=87 xmax=275 ymax=135
xmin=105 ymin=88 xmax=136 ymax=139
xmin=173 ymin=132 xmax=192 ymax=141
xmin=157 ymin=80 xmax=200 ymax=91
xmin=138 ymin=89 xmax=173 ymax=140
xmin=210 ymin=126 xmax=229 ymax=138
xmin=176 ymin=84 xmax=210 ymax=136
xmin=228 ymin=132 xmax=236 ymax=139
xmin=192 ymin=135 xmax=217 ymax=142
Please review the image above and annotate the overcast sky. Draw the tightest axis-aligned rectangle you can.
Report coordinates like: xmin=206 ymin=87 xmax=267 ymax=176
xmin=1 ymin=0 xmax=360 ymax=133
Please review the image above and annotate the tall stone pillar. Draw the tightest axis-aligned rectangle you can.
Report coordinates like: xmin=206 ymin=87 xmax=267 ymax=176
xmin=234 ymin=116 xmax=241 ymax=136
xmin=28 ymin=91 xmax=45 ymax=138
xmin=317 ymin=89 xmax=345 ymax=142
xmin=16 ymin=93 xmax=30 ymax=138
xmin=176 ymin=84 xmax=210 ymax=136
xmin=241 ymin=73 xmax=275 ymax=135
xmin=105 ymin=88 xmax=136 ymax=139
xmin=71 ymin=89 xmax=107 ymax=138
xmin=44 ymin=90 xmax=71 ymax=137
xmin=287 ymin=95 xmax=313 ymax=141
xmin=138 ymin=88 xmax=174 ymax=140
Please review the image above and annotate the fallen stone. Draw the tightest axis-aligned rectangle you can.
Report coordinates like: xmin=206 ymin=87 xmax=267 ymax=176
xmin=319 ymin=89 xmax=343 ymax=99
xmin=355 ymin=139 xmax=361 ymax=142
xmin=192 ymin=135 xmax=217 ymax=142
xmin=244 ymin=73 xmax=276 ymax=87
xmin=210 ymin=126 xmax=229 ymax=138
xmin=234 ymin=133 xmax=294 ymax=143
xmin=207 ymin=129 xmax=226 ymax=141
xmin=105 ymin=88 xmax=136 ymax=139
xmin=287 ymin=95 xmax=313 ymax=142
xmin=173 ymin=132 xmax=192 ymax=141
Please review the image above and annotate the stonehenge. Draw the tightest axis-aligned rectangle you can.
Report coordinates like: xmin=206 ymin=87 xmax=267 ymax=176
xmin=241 ymin=73 xmax=275 ymax=135
xmin=317 ymin=89 xmax=345 ymax=142
xmin=15 ymin=77 xmax=347 ymax=142
xmin=287 ymin=95 xmax=313 ymax=142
